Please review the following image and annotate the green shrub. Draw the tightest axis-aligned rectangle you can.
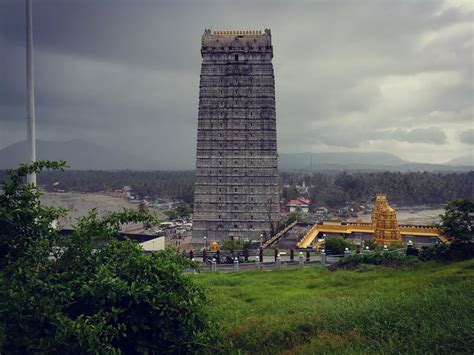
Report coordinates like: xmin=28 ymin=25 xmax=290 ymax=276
xmin=221 ymin=239 xmax=251 ymax=251
xmin=435 ymin=199 xmax=474 ymax=261
xmin=363 ymin=239 xmax=377 ymax=251
xmin=419 ymin=244 xmax=450 ymax=261
xmin=324 ymin=237 xmax=353 ymax=255
xmin=419 ymin=242 xmax=474 ymax=262
xmin=418 ymin=198 xmax=474 ymax=262
xmin=332 ymin=252 xmax=416 ymax=270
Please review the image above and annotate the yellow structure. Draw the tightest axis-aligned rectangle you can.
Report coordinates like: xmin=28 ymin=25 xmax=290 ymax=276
xmin=297 ymin=195 xmax=446 ymax=248
xmin=262 ymin=221 xmax=298 ymax=248
xmin=372 ymin=194 xmax=402 ymax=244
xmin=209 ymin=241 xmax=220 ymax=252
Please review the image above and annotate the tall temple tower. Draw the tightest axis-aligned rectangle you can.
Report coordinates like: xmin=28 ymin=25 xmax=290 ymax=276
xmin=371 ymin=194 xmax=402 ymax=244
xmin=193 ymin=29 xmax=279 ymax=242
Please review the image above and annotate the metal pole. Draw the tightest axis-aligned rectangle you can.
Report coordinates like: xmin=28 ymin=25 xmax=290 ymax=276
xmin=275 ymin=253 xmax=281 ymax=268
xmin=26 ymin=0 xmax=36 ymax=185
xmin=321 ymin=249 xmax=326 ymax=265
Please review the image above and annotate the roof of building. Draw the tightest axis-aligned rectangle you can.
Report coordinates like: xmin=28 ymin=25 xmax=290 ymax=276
xmin=287 ymin=198 xmax=311 ymax=207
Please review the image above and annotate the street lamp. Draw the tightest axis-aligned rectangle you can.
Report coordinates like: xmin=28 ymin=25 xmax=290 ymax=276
xmin=260 ymin=234 xmax=263 ymax=248
xmin=204 ymin=236 xmax=207 ymax=249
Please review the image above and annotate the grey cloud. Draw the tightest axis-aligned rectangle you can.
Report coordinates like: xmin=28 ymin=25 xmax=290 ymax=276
xmin=390 ymin=127 xmax=447 ymax=145
xmin=0 ymin=0 xmax=472 ymax=168
xmin=314 ymin=131 xmax=361 ymax=148
xmin=304 ymin=126 xmax=448 ymax=149
xmin=460 ymin=129 xmax=474 ymax=145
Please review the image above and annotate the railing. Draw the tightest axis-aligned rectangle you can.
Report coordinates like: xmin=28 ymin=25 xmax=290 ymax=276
xmin=185 ymin=246 xmax=421 ymax=273
xmin=262 ymin=221 xmax=298 ymax=249
xmin=195 ymin=252 xmax=344 ymax=273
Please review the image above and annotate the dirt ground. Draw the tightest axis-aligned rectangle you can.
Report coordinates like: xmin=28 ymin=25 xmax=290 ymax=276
xmin=40 ymin=192 xmax=164 ymax=230
xmin=349 ymin=208 xmax=444 ymax=225
xmin=40 ymin=191 xmax=443 ymax=232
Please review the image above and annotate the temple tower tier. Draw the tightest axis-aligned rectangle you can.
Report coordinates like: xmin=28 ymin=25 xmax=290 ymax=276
xmin=193 ymin=29 xmax=279 ymax=242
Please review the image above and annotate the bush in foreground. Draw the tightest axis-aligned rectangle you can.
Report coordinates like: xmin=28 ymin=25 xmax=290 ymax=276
xmin=324 ymin=236 xmax=354 ymax=255
xmin=330 ymin=251 xmax=417 ymax=270
xmin=438 ymin=199 xmax=474 ymax=260
xmin=0 ymin=162 xmax=209 ymax=353
xmin=418 ymin=199 xmax=474 ymax=262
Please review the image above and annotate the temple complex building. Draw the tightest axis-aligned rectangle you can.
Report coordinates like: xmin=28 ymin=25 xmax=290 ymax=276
xmin=297 ymin=194 xmax=445 ymax=248
xmin=193 ymin=29 xmax=279 ymax=242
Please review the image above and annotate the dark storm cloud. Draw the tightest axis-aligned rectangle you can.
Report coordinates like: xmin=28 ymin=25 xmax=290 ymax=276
xmin=460 ymin=129 xmax=474 ymax=145
xmin=0 ymin=0 xmax=472 ymax=167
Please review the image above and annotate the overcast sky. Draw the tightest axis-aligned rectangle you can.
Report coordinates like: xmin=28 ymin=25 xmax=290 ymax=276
xmin=0 ymin=0 xmax=472 ymax=169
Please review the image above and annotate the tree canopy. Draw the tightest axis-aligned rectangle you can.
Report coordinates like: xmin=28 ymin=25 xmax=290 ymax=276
xmin=324 ymin=236 xmax=354 ymax=255
xmin=439 ymin=199 xmax=474 ymax=245
xmin=0 ymin=161 xmax=209 ymax=353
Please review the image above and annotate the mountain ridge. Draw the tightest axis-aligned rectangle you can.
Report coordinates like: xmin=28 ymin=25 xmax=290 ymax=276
xmin=0 ymin=140 xmax=471 ymax=172
xmin=0 ymin=139 xmax=152 ymax=170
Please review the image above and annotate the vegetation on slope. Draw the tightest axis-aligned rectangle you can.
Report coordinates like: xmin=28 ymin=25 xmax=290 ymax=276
xmin=0 ymin=162 xmax=209 ymax=353
xmin=196 ymin=260 xmax=474 ymax=354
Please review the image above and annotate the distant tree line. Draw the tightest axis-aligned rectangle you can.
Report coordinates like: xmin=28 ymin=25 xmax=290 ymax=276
xmin=1 ymin=169 xmax=472 ymax=208
xmin=0 ymin=170 xmax=196 ymax=203
xmin=282 ymin=171 xmax=474 ymax=208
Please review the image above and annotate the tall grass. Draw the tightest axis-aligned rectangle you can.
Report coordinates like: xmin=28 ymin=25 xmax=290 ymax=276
xmin=195 ymin=260 xmax=474 ymax=354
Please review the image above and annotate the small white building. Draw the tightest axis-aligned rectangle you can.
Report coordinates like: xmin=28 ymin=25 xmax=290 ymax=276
xmin=287 ymin=198 xmax=311 ymax=213
xmin=140 ymin=236 xmax=165 ymax=252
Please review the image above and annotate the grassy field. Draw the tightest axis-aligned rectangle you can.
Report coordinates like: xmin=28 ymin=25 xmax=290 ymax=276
xmin=195 ymin=260 xmax=474 ymax=354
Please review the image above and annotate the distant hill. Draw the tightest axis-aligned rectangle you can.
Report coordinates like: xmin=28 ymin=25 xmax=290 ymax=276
xmin=278 ymin=152 xmax=472 ymax=172
xmin=279 ymin=152 xmax=404 ymax=169
xmin=0 ymin=139 xmax=153 ymax=170
xmin=445 ymin=155 xmax=474 ymax=167
xmin=0 ymin=140 xmax=471 ymax=172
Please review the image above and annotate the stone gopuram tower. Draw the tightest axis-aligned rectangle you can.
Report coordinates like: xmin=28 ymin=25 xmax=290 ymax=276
xmin=193 ymin=29 xmax=279 ymax=243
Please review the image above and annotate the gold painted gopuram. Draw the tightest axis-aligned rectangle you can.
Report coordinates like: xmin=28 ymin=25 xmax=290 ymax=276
xmin=372 ymin=194 xmax=401 ymax=244
xmin=297 ymin=194 xmax=446 ymax=248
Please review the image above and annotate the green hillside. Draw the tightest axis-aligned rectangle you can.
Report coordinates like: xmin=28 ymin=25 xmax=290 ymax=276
xmin=195 ymin=260 xmax=474 ymax=354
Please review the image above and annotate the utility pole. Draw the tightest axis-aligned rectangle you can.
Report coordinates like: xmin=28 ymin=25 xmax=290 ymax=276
xmin=26 ymin=0 xmax=36 ymax=185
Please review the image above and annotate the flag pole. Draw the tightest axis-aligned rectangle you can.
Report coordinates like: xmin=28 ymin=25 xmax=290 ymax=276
xmin=26 ymin=0 xmax=36 ymax=185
